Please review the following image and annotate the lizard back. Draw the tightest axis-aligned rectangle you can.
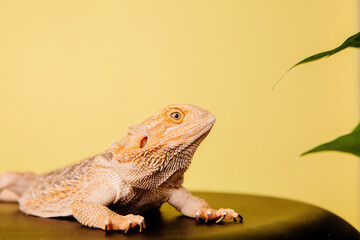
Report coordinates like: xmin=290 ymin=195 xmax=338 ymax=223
xmin=19 ymin=158 xmax=96 ymax=217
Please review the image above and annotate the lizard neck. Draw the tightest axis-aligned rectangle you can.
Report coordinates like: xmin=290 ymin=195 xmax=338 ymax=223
xmin=107 ymin=125 xmax=211 ymax=190
xmin=108 ymin=145 xmax=192 ymax=190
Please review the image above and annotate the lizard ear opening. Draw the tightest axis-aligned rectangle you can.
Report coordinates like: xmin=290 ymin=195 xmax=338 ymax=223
xmin=140 ymin=136 xmax=148 ymax=148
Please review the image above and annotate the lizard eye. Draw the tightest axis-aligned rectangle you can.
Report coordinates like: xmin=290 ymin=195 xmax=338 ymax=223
xmin=165 ymin=109 xmax=184 ymax=123
xmin=170 ymin=112 xmax=181 ymax=120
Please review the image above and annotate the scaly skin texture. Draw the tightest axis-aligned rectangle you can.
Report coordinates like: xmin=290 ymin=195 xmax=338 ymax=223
xmin=0 ymin=104 xmax=242 ymax=233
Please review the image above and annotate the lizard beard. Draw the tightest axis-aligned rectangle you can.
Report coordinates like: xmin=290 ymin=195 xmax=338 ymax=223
xmin=111 ymin=131 xmax=209 ymax=189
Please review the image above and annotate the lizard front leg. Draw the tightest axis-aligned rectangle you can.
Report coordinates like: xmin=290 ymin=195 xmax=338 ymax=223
xmin=168 ymin=187 xmax=243 ymax=223
xmin=72 ymin=200 xmax=145 ymax=232
xmin=71 ymin=180 xmax=145 ymax=233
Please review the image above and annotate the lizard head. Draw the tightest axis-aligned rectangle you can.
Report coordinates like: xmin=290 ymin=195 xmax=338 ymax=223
xmin=109 ymin=104 xmax=215 ymax=189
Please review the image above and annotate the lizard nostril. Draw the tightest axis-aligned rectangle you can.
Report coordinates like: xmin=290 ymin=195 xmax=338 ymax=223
xmin=140 ymin=137 xmax=148 ymax=148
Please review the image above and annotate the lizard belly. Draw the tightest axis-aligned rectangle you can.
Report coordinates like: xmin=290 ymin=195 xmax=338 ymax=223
xmin=111 ymin=189 xmax=168 ymax=215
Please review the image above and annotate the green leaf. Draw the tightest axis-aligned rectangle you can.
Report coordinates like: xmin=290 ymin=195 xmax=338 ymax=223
xmin=301 ymin=121 xmax=360 ymax=157
xmin=352 ymin=121 xmax=360 ymax=132
xmin=273 ymin=32 xmax=360 ymax=90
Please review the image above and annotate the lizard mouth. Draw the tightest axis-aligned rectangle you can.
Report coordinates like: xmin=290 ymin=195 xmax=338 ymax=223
xmin=183 ymin=119 xmax=214 ymax=153
xmin=188 ymin=131 xmax=209 ymax=149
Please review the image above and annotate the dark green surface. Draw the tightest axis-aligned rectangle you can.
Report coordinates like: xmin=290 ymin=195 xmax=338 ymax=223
xmin=0 ymin=192 xmax=359 ymax=240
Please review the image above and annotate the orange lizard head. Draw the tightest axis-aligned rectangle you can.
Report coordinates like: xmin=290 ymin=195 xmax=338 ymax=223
xmin=111 ymin=104 xmax=215 ymax=167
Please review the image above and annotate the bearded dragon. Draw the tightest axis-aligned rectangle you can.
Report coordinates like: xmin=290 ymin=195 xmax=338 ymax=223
xmin=0 ymin=104 xmax=242 ymax=233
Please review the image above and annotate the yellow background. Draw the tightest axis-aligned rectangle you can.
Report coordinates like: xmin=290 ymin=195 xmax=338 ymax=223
xmin=0 ymin=0 xmax=359 ymax=229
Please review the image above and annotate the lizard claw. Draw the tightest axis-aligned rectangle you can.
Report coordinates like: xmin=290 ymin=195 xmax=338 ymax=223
xmin=142 ymin=220 xmax=146 ymax=229
xmin=195 ymin=212 xmax=200 ymax=222
xmin=138 ymin=219 xmax=146 ymax=232
xmin=215 ymin=212 xmax=226 ymax=223
xmin=104 ymin=219 xmax=110 ymax=233
xmin=105 ymin=214 xmax=144 ymax=233
xmin=237 ymin=213 xmax=243 ymax=222
xmin=124 ymin=221 xmax=132 ymax=234
xmin=195 ymin=208 xmax=243 ymax=223
xmin=205 ymin=211 xmax=211 ymax=222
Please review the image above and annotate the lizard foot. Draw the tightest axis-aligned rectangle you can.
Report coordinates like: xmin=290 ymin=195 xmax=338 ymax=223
xmin=105 ymin=214 xmax=146 ymax=233
xmin=195 ymin=208 xmax=243 ymax=223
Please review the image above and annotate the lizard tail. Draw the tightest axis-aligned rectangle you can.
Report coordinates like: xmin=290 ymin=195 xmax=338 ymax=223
xmin=0 ymin=172 xmax=38 ymax=202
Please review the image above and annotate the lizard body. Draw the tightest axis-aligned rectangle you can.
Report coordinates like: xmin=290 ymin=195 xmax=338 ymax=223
xmin=0 ymin=104 xmax=242 ymax=232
